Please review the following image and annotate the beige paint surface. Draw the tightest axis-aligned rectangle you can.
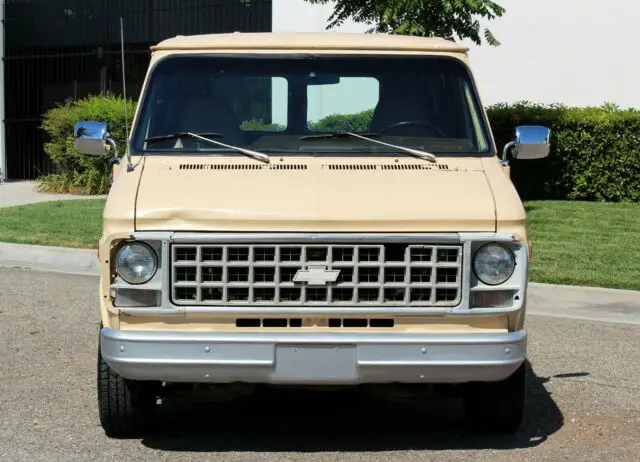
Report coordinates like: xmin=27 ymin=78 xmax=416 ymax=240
xmin=120 ymin=316 xmax=509 ymax=333
xmin=97 ymin=32 xmax=530 ymax=333
xmin=151 ymin=32 xmax=469 ymax=53
xmin=133 ymin=156 xmax=498 ymax=233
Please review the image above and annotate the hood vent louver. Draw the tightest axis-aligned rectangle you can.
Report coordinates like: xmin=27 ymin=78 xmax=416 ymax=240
xmin=323 ymin=163 xmax=449 ymax=171
xmin=177 ymin=163 xmax=450 ymax=171
xmin=178 ymin=164 xmax=308 ymax=171
xmin=267 ymin=164 xmax=308 ymax=170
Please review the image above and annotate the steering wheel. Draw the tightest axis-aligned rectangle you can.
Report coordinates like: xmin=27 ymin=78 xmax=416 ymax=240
xmin=378 ymin=120 xmax=446 ymax=138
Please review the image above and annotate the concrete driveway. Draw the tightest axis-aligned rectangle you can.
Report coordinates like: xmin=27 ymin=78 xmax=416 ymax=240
xmin=0 ymin=268 xmax=638 ymax=461
xmin=0 ymin=181 xmax=104 ymax=208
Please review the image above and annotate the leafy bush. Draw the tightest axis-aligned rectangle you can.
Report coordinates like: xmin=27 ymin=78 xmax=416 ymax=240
xmin=240 ymin=110 xmax=374 ymax=132
xmin=309 ymin=109 xmax=374 ymax=132
xmin=488 ymin=102 xmax=640 ymax=202
xmin=240 ymin=119 xmax=285 ymax=132
xmin=38 ymin=94 xmax=136 ymax=195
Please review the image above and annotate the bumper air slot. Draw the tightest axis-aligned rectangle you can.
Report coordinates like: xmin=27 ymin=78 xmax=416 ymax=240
xmin=235 ymin=318 xmax=395 ymax=329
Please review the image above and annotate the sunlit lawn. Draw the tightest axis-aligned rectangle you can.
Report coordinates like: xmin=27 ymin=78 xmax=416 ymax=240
xmin=0 ymin=199 xmax=106 ymax=249
xmin=526 ymin=201 xmax=640 ymax=290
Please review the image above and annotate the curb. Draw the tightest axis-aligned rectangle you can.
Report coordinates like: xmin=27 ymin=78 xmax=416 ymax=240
xmin=527 ymin=282 xmax=640 ymax=296
xmin=1 ymin=242 xmax=640 ymax=297
xmin=0 ymin=242 xmax=100 ymax=276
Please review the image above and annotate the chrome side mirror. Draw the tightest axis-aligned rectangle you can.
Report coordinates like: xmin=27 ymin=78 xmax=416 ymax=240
xmin=502 ymin=125 xmax=551 ymax=162
xmin=74 ymin=121 xmax=118 ymax=161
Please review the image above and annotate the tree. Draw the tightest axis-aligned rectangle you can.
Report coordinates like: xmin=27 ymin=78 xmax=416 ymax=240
xmin=304 ymin=0 xmax=506 ymax=46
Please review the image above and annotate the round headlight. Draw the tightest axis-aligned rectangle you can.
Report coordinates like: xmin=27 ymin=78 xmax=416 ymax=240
xmin=473 ymin=243 xmax=515 ymax=286
xmin=116 ymin=242 xmax=158 ymax=285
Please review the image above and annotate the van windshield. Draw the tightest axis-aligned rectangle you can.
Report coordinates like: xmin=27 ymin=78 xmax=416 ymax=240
xmin=131 ymin=55 xmax=491 ymax=156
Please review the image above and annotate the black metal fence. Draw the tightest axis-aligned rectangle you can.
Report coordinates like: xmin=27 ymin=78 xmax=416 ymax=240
xmin=3 ymin=0 xmax=272 ymax=180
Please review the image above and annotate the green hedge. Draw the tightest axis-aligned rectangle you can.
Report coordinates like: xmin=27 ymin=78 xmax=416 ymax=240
xmin=309 ymin=109 xmax=374 ymax=132
xmin=240 ymin=119 xmax=285 ymax=132
xmin=38 ymin=94 xmax=136 ymax=195
xmin=488 ymin=102 xmax=640 ymax=202
xmin=39 ymin=97 xmax=640 ymax=202
xmin=240 ymin=109 xmax=374 ymax=132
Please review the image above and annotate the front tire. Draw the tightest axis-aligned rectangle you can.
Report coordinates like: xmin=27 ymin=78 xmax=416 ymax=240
xmin=463 ymin=362 xmax=527 ymax=433
xmin=97 ymin=346 xmax=158 ymax=438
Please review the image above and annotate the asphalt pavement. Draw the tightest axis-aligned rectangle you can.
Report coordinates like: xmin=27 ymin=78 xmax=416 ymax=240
xmin=0 ymin=267 xmax=638 ymax=461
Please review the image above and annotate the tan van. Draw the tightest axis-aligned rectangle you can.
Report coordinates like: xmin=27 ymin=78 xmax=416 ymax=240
xmin=74 ymin=32 xmax=551 ymax=438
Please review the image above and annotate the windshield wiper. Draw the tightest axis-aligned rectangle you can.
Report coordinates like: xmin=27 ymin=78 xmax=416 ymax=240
xmin=300 ymin=131 xmax=437 ymax=163
xmin=144 ymin=132 xmax=270 ymax=164
xmin=300 ymin=132 xmax=382 ymax=141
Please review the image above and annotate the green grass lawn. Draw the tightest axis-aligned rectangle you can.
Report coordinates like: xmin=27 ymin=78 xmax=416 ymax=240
xmin=0 ymin=199 xmax=106 ymax=249
xmin=526 ymin=201 xmax=640 ymax=290
xmin=1 ymin=199 xmax=639 ymax=290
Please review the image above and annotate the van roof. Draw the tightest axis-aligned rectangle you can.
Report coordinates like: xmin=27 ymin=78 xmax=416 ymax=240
xmin=151 ymin=32 xmax=469 ymax=54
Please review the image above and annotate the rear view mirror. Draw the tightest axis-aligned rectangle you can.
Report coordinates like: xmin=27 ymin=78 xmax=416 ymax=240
xmin=307 ymin=72 xmax=341 ymax=86
xmin=74 ymin=121 xmax=112 ymax=156
xmin=510 ymin=126 xmax=551 ymax=160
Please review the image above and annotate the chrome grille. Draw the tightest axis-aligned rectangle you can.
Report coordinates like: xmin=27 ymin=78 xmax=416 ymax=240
xmin=171 ymin=244 xmax=462 ymax=307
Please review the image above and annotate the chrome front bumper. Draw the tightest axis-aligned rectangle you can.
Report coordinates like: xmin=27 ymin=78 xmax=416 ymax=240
xmin=100 ymin=327 xmax=526 ymax=385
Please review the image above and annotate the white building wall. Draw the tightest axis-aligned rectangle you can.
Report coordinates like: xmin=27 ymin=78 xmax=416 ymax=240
xmin=462 ymin=0 xmax=640 ymax=108
xmin=272 ymin=0 xmax=367 ymax=34
xmin=273 ymin=0 xmax=640 ymax=109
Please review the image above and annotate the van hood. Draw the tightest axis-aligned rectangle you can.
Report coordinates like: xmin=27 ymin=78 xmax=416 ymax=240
xmin=134 ymin=156 xmax=496 ymax=232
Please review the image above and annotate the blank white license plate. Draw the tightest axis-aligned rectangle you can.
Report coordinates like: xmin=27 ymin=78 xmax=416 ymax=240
xmin=275 ymin=345 xmax=357 ymax=382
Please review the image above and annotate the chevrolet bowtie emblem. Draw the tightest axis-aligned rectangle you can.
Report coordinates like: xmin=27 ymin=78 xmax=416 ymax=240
xmin=293 ymin=266 xmax=341 ymax=286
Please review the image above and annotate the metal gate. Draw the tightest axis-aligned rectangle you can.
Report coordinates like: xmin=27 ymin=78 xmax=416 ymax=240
xmin=3 ymin=0 xmax=272 ymax=180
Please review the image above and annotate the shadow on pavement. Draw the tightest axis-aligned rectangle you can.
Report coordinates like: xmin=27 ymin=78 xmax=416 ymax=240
xmin=142 ymin=361 xmax=565 ymax=453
